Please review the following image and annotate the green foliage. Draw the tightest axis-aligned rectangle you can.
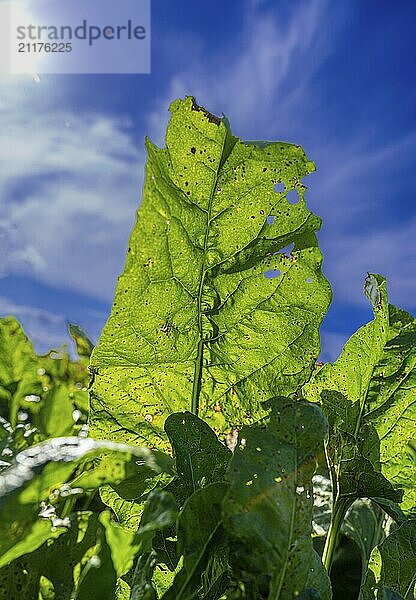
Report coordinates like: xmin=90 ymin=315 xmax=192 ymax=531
xmin=303 ymin=273 xmax=416 ymax=577
xmin=0 ymin=436 xmax=171 ymax=569
xmin=164 ymin=411 xmax=231 ymax=507
xmin=89 ymin=96 xmax=331 ymax=451
xmin=360 ymin=519 xmax=416 ymax=599
xmin=0 ymin=97 xmax=415 ymax=599
xmin=0 ymin=316 xmax=90 ymax=455
xmin=222 ymin=398 xmax=331 ymax=599
xmin=162 ymin=482 xmax=228 ymax=599
xmin=304 ymin=275 xmax=415 ymax=515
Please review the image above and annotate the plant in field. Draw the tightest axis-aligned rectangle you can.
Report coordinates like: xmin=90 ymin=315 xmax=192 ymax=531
xmin=0 ymin=97 xmax=414 ymax=599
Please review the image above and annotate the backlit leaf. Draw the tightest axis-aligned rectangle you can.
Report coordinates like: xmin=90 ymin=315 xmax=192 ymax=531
xmin=89 ymin=96 xmax=331 ymax=451
xmin=303 ymin=274 xmax=415 ymax=512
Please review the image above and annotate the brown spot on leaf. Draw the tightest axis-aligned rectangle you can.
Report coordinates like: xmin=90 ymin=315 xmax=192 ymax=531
xmin=190 ymin=96 xmax=221 ymax=125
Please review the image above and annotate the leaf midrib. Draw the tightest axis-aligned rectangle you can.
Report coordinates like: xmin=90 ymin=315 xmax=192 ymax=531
xmin=191 ymin=126 xmax=237 ymax=415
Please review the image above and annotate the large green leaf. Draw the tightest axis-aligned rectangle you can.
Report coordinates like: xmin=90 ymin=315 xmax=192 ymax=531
xmin=365 ymin=306 xmax=416 ymax=513
xmin=222 ymin=398 xmax=331 ymax=599
xmin=124 ymin=412 xmax=232 ymax=597
xmin=303 ymin=274 xmax=415 ymax=513
xmin=89 ymin=96 xmax=331 ymax=451
xmin=98 ymin=411 xmax=230 ymax=533
xmin=360 ymin=519 xmax=416 ymax=599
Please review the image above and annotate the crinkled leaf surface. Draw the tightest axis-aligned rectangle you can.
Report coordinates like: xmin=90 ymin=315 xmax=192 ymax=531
xmin=303 ymin=275 xmax=415 ymax=512
xmin=360 ymin=519 xmax=416 ymax=600
xmin=365 ymin=305 xmax=416 ymax=513
xmin=97 ymin=457 xmax=172 ymax=532
xmin=90 ymin=96 xmax=331 ymax=451
xmin=222 ymin=398 xmax=331 ymax=600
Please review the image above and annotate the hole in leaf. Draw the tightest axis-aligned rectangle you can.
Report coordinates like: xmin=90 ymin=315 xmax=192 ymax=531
xmin=306 ymin=277 xmax=313 ymax=283
xmin=264 ymin=269 xmax=281 ymax=279
xmin=286 ymin=189 xmax=300 ymax=204
xmin=274 ymin=182 xmax=285 ymax=193
xmin=267 ymin=215 xmax=275 ymax=225
xmin=279 ymin=243 xmax=294 ymax=255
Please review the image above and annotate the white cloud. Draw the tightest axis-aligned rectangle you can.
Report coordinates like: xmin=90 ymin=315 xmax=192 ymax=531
xmin=0 ymin=75 xmax=144 ymax=299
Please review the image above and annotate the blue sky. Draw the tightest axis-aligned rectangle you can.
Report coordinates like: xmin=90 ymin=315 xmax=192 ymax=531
xmin=1 ymin=0 xmax=416 ymax=360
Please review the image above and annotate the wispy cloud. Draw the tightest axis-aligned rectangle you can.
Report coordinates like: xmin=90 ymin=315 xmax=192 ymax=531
xmin=324 ymin=217 xmax=416 ymax=308
xmin=148 ymin=0 xmax=334 ymax=143
xmin=314 ymin=129 xmax=416 ymax=308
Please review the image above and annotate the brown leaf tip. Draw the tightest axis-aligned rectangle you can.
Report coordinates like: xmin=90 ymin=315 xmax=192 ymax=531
xmin=190 ymin=96 xmax=222 ymax=126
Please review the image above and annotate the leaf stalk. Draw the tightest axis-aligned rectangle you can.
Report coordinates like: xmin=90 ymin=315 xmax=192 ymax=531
xmin=322 ymin=496 xmax=351 ymax=572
